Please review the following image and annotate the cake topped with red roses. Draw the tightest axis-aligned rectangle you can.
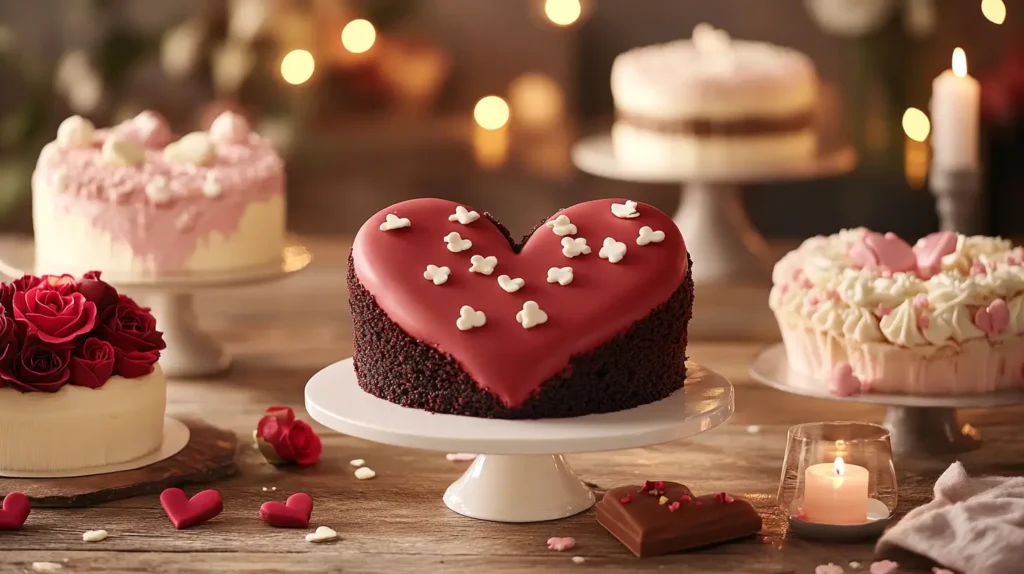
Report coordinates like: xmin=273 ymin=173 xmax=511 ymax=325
xmin=0 ymin=272 xmax=168 ymax=473
xmin=348 ymin=197 xmax=694 ymax=419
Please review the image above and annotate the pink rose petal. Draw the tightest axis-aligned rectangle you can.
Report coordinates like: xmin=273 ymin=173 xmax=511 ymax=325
xmin=547 ymin=536 xmax=576 ymax=551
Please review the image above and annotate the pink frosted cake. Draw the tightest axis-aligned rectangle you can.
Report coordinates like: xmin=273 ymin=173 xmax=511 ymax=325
xmin=32 ymin=111 xmax=285 ymax=277
xmin=770 ymin=229 xmax=1024 ymax=395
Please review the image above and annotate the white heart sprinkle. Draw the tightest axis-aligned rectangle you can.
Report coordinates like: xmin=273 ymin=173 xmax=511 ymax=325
xmin=448 ymin=205 xmax=480 ymax=225
xmin=145 ymin=176 xmax=172 ymax=204
xmin=202 ymin=172 xmax=222 ymax=198
xmin=469 ymin=255 xmax=498 ymax=275
xmin=445 ymin=453 xmax=478 ymax=462
xmin=571 ymin=556 xmax=586 ymax=565
xmin=423 ymin=265 xmax=451 ymax=286
xmin=561 ymin=237 xmax=591 ymax=258
xmin=516 ymin=301 xmax=548 ymax=329
xmin=611 ymin=200 xmax=639 ymax=219
xmin=101 ymin=135 xmax=145 ymax=167
xmin=82 ymin=529 xmax=108 ymax=543
xmin=208 ymin=111 xmax=251 ymax=143
xmin=497 ymin=274 xmax=525 ymax=293
xmin=456 ymin=305 xmax=487 ymax=331
xmin=380 ymin=213 xmax=411 ymax=231
xmin=546 ymin=214 xmax=577 ymax=237
xmin=636 ymin=226 xmax=666 ymax=246
xmin=164 ymin=132 xmax=215 ymax=166
xmin=354 ymin=466 xmax=376 ymax=480
xmin=32 ymin=563 xmax=63 ymax=572
xmin=444 ymin=232 xmax=472 ymax=252
xmin=747 ymin=425 xmax=762 ymax=434
xmin=305 ymin=526 xmax=339 ymax=543
xmin=57 ymin=115 xmax=95 ymax=149
xmin=546 ymin=267 xmax=574 ymax=286
xmin=599 ymin=237 xmax=627 ymax=263
xmin=349 ymin=459 xmax=365 ymax=467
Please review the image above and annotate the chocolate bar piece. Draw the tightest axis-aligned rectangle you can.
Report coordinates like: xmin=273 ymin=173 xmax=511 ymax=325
xmin=596 ymin=480 xmax=762 ymax=557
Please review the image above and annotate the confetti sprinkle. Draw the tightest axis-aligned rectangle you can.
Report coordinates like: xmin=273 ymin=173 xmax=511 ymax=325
xmin=869 ymin=561 xmax=898 ymax=574
xmin=849 ymin=562 xmax=861 ymax=569
xmin=262 ymin=487 xmax=268 ymax=491
xmin=350 ymin=459 xmax=365 ymax=468
xmin=354 ymin=467 xmax=376 ymax=480
xmin=571 ymin=556 xmax=586 ymax=565
xmin=546 ymin=537 xmax=576 ymax=551
xmin=305 ymin=526 xmax=338 ymax=543
xmin=658 ymin=496 xmax=669 ymax=505
xmin=747 ymin=425 xmax=762 ymax=434
xmin=619 ymin=494 xmax=633 ymax=504
xmin=82 ymin=530 xmax=108 ymax=542
xmin=668 ymin=501 xmax=681 ymax=512
xmin=815 ymin=564 xmax=844 ymax=574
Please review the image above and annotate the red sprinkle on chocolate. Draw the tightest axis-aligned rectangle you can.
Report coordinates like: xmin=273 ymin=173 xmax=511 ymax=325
xmin=620 ymin=493 xmax=633 ymax=504
xmin=668 ymin=501 xmax=680 ymax=512
xmin=638 ymin=480 xmax=654 ymax=493
xmin=695 ymin=501 xmax=703 ymax=507
xmin=680 ymin=494 xmax=691 ymax=502
xmin=714 ymin=493 xmax=725 ymax=503
xmin=653 ymin=481 xmax=665 ymax=491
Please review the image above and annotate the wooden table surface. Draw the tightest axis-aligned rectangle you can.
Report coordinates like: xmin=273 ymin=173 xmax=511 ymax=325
xmin=2 ymin=237 xmax=1022 ymax=574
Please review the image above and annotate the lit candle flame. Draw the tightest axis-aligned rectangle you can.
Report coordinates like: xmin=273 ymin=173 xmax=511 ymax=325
xmin=952 ymin=48 xmax=968 ymax=78
xmin=834 ymin=456 xmax=845 ymax=476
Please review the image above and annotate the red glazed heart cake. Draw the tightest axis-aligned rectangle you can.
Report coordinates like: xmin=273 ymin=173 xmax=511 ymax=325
xmin=348 ymin=198 xmax=694 ymax=419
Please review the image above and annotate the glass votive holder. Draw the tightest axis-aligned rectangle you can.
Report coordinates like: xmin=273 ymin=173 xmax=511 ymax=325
xmin=777 ymin=422 xmax=897 ymax=540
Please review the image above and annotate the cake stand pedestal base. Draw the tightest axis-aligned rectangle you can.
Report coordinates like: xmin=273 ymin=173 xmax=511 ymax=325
xmin=444 ymin=454 xmax=595 ymax=522
xmin=0 ymin=244 xmax=312 ymax=379
xmin=305 ymin=358 xmax=734 ymax=523
xmin=751 ymin=344 xmax=1024 ymax=458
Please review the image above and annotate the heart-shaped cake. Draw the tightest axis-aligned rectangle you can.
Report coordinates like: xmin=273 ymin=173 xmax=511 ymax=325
xmin=349 ymin=198 xmax=693 ymax=419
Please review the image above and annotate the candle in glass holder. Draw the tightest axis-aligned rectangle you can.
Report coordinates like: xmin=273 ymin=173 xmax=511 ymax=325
xmin=930 ymin=47 xmax=980 ymax=171
xmin=803 ymin=456 xmax=869 ymax=524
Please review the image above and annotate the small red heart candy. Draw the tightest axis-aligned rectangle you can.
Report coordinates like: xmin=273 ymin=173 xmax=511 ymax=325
xmin=160 ymin=488 xmax=223 ymax=529
xmin=0 ymin=492 xmax=30 ymax=530
xmin=259 ymin=492 xmax=314 ymax=528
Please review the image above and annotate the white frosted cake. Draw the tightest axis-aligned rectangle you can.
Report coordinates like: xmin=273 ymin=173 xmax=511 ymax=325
xmin=771 ymin=229 xmax=1024 ymax=396
xmin=611 ymin=23 xmax=818 ymax=171
xmin=0 ymin=272 xmax=167 ymax=473
xmin=32 ymin=110 xmax=286 ymax=278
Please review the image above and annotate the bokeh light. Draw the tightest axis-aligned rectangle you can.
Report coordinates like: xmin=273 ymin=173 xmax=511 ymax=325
xmin=982 ymin=0 xmax=1006 ymax=24
xmin=544 ymin=0 xmax=582 ymax=26
xmin=341 ymin=19 xmax=376 ymax=54
xmin=281 ymin=49 xmax=314 ymax=85
xmin=474 ymin=96 xmax=510 ymax=130
xmin=902 ymin=107 xmax=931 ymax=142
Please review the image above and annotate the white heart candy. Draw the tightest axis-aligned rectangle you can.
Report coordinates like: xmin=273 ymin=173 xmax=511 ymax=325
xmin=611 ymin=200 xmax=639 ymax=219
xmin=636 ymin=226 xmax=666 ymax=246
xmin=516 ymin=301 xmax=548 ymax=329
xmin=599 ymin=237 xmax=627 ymax=263
xmin=305 ymin=526 xmax=339 ymax=543
xmin=448 ymin=205 xmax=480 ymax=225
xmin=208 ymin=111 xmax=251 ymax=143
xmin=379 ymin=213 xmax=411 ymax=231
xmin=56 ymin=115 xmax=95 ymax=149
xmin=469 ymin=255 xmax=498 ymax=275
xmin=497 ymin=274 xmax=525 ymax=293
xmin=82 ymin=529 xmax=108 ymax=542
xmin=546 ymin=266 xmax=573 ymax=286
xmin=163 ymin=132 xmax=215 ymax=166
xmin=102 ymin=135 xmax=145 ymax=167
xmin=444 ymin=232 xmax=472 ymax=253
xmin=456 ymin=305 xmax=487 ymax=331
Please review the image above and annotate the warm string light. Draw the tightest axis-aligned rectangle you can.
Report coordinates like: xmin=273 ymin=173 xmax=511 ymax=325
xmin=544 ymin=0 xmax=582 ymax=26
xmin=341 ymin=19 xmax=376 ymax=54
xmin=474 ymin=96 xmax=510 ymax=130
xmin=982 ymin=0 xmax=1006 ymax=24
xmin=952 ymin=48 xmax=968 ymax=78
xmin=280 ymin=49 xmax=315 ymax=85
xmin=902 ymin=107 xmax=931 ymax=142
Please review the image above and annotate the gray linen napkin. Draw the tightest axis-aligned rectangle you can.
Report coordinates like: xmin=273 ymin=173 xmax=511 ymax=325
xmin=875 ymin=462 xmax=1024 ymax=574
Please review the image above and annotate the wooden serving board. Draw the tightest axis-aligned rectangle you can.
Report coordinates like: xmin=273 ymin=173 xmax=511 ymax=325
xmin=0 ymin=419 xmax=238 ymax=507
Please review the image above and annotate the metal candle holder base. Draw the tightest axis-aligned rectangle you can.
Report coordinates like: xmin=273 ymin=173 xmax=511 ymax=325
xmin=929 ymin=169 xmax=982 ymax=235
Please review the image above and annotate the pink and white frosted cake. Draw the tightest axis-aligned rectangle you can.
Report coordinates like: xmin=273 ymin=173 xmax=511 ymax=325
xmin=770 ymin=229 xmax=1024 ymax=396
xmin=611 ymin=23 xmax=818 ymax=171
xmin=32 ymin=111 xmax=285 ymax=277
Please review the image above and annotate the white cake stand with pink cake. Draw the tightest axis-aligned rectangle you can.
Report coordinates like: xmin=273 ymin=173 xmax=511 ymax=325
xmin=752 ymin=229 xmax=1024 ymax=456
xmin=0 ymin=111 xmax=312 ymax=377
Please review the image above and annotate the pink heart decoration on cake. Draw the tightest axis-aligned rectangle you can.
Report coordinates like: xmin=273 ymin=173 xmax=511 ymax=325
xmin=259 ymin=493 xmax=313 ymax=528
xmin=0 ymin=492 xmax=30 ymax=530
xmin=912 ymin=231 xmax=958 ymax=277
xmin=160 ymin=488 xmax=223 ymax=529
xmin=975 ymin=299 xmax=1010 ymax=336
xmin=351 ymin=198 xmax=689 ymax=407
xmin=828 ymin=362 xmax=861 ymax=397
xmin=849 ymin=231 xmax=916 ymax=273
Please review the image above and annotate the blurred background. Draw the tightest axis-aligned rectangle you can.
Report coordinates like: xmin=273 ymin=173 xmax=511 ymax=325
xmin=0 ymin=0 xmax=1021 ymax=240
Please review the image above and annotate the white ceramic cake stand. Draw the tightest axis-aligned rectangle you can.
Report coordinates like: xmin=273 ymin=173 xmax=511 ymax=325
xmin=0 ymin=244 xmax=312 ymax=378
xmin=571 ymin=135 xmax=856 ymax=286
xmin=750 ymin=343 xmax=1024 ymax=457
xmin=305 ymin=358 xmax=734 ymax=523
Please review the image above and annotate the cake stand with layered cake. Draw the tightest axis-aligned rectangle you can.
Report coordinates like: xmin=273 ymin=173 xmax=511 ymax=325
xmin=573 ymin=23 xmax=855 ymax=286
xmin=0 ymin=111 xmax=312 ymax=377
xmin=752 ymin=229 xmax=1024 ymax=456
xmin=307 ymin=197 xmax=733 ymax=522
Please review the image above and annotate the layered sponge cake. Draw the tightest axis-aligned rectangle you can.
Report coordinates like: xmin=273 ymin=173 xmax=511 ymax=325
xmin=32 ymin=110 xmax=285 ymax=278
xmin=348 ymin=198 xmax=693 ymax=419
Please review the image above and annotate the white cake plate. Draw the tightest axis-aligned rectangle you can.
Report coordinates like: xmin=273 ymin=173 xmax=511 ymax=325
xmin=0 ymin=416 xmax=190 ymax=478
xmin=571 ymin=134 xmax=856 ymax=286
xmin=750 ymin=343 xmax=1024 ymax=457
xmin=305 ymin=358 xmax=734 ymax=523
xmin=0 ymin=244 xmax=312 ymax=378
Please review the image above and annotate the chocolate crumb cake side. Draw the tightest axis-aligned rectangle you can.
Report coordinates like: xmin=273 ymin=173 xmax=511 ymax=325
xmin=348 ymin=198 xmax=693 ymax=419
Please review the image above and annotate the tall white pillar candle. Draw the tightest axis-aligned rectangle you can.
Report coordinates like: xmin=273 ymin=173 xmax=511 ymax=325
xmin=930 ymin=48 xmax=981 ymax=171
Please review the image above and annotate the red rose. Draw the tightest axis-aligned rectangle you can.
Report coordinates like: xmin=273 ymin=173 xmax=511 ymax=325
xmin=0 ymin=335 xmax=71 ymax=392
xmin=0 ymin=275 xmax=43 ymax=315
xmin=99 ymin=297 xmax=166 ymax=353
xmin=70 ymin=337 xmax=116 ymax=388
xmin=114 ymin=348 xmax=159 ymax=378
xmin=76 ymin=271 xmax=120 ymax=317
xmin=254 ymin=406 xmax=322 ymax=466
xmin=13 ymin=288 xmax=97 ymax=345
xmin=0 ymin=313 xmax=19 ymax=383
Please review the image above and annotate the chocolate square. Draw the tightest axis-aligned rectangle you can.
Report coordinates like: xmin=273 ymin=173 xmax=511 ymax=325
xmin=596 ymin=481 xmax=762 ymax=557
